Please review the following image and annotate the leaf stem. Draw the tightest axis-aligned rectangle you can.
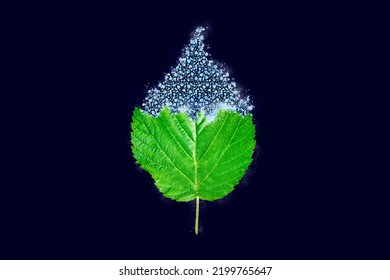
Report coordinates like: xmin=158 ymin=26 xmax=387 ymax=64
xmin=195 ymin=196 xmax=199 ymax=235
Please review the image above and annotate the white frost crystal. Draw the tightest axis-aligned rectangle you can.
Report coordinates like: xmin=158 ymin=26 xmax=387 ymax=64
xmin=142 ymin=26 xmax=253 ymax=121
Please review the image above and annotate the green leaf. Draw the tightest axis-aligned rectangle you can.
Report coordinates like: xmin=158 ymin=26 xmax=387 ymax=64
xmin=131 ymin=107 xmax=256 ymax=233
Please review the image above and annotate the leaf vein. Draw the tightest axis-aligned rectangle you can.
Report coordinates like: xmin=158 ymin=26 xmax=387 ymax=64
xmin=139 ymin=117 xmax=196 ymax=186
xmin=173 ymin=114 xmax=194 ymax=142
xmin=197 ymin=114 xmax=229 ymax=162
xmin=163 ymin=118 xmax=194 ymax=160
xmin=198 ymin=117 xmax=243 ymax=186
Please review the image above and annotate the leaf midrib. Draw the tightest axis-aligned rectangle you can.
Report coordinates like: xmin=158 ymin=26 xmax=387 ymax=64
xmin=194 ymin=119 xmax=198 ymax=192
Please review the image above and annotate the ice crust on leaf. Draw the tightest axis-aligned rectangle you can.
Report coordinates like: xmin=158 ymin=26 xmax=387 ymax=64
xmin=142 ymin=26 xmax=253 ymax=121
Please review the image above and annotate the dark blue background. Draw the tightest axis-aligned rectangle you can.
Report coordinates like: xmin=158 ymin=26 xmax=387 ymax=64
xmin=2 ymin=3 xmax=388 ymax=259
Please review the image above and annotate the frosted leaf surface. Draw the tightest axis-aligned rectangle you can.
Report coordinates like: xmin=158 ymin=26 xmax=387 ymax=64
xmin=142 ymin=26 xmax=253 ymax=121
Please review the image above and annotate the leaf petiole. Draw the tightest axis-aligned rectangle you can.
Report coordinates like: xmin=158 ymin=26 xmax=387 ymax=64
xmin=195 ymin=196 xmax=199 ymax=235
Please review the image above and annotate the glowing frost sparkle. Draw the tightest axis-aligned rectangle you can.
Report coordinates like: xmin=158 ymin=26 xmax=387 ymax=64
xmin=142 ymin=26 xmax=253 ymax=121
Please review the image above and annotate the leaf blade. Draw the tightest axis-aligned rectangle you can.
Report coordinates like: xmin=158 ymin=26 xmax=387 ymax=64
xmin=131 ymin=108 xmax=255 ymax=202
